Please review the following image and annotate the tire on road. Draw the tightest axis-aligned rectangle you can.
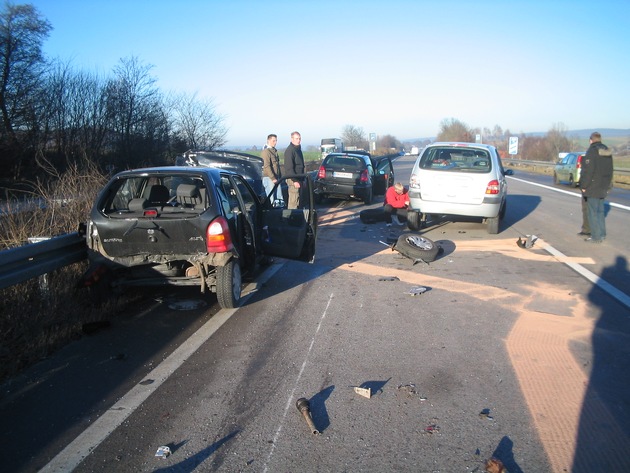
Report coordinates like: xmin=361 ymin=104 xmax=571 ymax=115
xmin=406 ymin=210 xmax=423 ymax=231
xmin=360 ymin=207 xmax=387 ymax=224
xmin=395 ymin=233 xmax=440 ymax=262
xmin=216 ymin=259 xmax=242 ymax=309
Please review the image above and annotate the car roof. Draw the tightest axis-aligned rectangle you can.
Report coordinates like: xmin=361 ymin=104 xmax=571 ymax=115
xmin=426 ymin=142 xmax=496 ymax=151
xmin=112 ymin=166 xmax=229 ymax=178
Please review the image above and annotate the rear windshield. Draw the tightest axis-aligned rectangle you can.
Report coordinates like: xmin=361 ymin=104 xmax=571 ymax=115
xmin=324 ymin=155 xmax=366 ymax=169
xmin=418 ymin=147 xmax=492 ymax=173
xmin=99 ymin=174 xmax=211 ymax=217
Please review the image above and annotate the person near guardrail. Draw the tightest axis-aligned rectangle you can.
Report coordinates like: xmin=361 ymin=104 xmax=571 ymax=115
xmin=580 ymin=132 xmax=614 ymax=243
xmin=284 ymin=131 xmax=304 ymax=209
xmin=384 ymin=182 xmax=409 ymax=226
xmin=261 ymin=134 xmax=282 ymax=204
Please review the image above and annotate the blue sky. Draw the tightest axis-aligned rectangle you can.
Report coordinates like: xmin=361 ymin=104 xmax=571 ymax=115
xmin=29 ymin=0 xmax=630 ymax=147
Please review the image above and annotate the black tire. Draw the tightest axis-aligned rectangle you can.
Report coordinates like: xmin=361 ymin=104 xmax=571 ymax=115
xmin=216 ymin=259 xmax=242 ymax=309
xmin=499 ymin=200 xmax=507 ymax=220
xmin=569 ymin=174 xmax=574 ymax=187
xmin=363 ymin=188 xmax=373 ymax=205
xmin=359 ymin=208 xmax=387 ymax=224
xmin=406 ymin=210 xmax=422 ymax=230
xmin=395 ymin=234 xmax=440 ymax=262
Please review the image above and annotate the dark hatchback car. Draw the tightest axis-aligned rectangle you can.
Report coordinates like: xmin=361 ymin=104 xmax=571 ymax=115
xmin=84 ymin=166 xmax=317 ymax=308
xmin=314 ymin=151 xmax=395 ymax=204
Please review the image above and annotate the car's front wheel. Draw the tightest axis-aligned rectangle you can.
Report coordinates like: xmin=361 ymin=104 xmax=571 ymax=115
xmin=216 ymin=259 xmax=242 ymax=309
xmin=553 ymin=172 xmax=559 ymax=184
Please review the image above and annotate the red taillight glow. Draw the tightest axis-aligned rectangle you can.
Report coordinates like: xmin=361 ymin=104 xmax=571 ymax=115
xmin=206 ymin=217 xmax=234 ymax=253
xmin=143 ymin=209 xmax=158 ymax=217
xmin=485 ymin=180 xmax=500 ymax=195
xmin=577 ymin=155 xmax=583 ymax=168
xmin=360 ymin=169 xmax=369 ymax=183
xmin=317 ymin=165 xmax=326 ymax=179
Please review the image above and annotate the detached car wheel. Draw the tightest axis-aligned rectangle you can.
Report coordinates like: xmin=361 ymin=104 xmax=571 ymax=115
xmin=395 ymin=234 xmax=439 ymax=262
xmin=216 ymin=259 xmax=242 ymax=309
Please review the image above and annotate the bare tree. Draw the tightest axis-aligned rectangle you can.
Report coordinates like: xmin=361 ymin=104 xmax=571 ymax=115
xmin=545 ymin=122 xmax=571 ymax=161
xmin=341 ymin=124 xmax=368 ymax=149
xmin=436 ymin=118 xmax=474 ymax=142
xmin=0 ymin=2 xmax=52 ymax=177
xmin=170 ymin=92 xmax=228 ymax=151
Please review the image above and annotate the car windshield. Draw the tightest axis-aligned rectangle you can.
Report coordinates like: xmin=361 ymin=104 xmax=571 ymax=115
xmin=419 ymin=147 xmax=492 ymax=173
xmin=100 ymin=174 xmax=210 ymax=217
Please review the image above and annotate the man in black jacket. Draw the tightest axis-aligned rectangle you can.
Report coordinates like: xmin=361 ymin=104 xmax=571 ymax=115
xmin=580 ymin=132 xmax=614 ymax=243
xmin=284 ymin=131 xmax=304 ymax=209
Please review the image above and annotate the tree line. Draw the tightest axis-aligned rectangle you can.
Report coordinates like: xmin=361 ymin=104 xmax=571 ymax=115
xmin=0 ymin=3 xmax=227 ymax=189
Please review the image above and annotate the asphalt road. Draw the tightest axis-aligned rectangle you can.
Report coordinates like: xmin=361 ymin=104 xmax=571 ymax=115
xmin=2 ymin=156 xmax=629 ymax=472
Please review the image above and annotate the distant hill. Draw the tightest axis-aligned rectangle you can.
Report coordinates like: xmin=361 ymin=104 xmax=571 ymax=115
xmin=404 ymin=128 xmax=629 ymax=143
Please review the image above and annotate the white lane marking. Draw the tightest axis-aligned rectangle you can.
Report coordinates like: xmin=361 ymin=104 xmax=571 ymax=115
xmin=263 ymin=292 xmax=334 ymax=473
xmin=41 ymin=264 xmax=284 ymax=473
xmin=508 ymin=176 xmax=630 ymax=211
xmin=538 ymin=239 xmax=630 ymax=310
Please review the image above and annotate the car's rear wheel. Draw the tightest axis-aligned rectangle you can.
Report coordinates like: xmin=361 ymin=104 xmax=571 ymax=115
xmin=395 ymin=234 xmax=440 ymax=262
xmin=406 ymin=210 xmax=423 ymax=230
xmin=363 ymin=189 xmax=373 ymax=205
xmin=487 ymin=215 xmax=499 ymax=234
xmin=216 ymin=259 xmax=242 ymax=309
xmin=569 ymin=174 xmax=575 ymax=186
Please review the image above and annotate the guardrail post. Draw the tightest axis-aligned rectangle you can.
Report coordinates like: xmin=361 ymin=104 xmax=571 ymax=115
xmin=27 ymin=237 xmax=52 ymax=297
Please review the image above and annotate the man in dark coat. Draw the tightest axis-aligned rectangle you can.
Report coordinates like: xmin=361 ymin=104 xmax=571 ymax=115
xmin=284 ymin=131 xmax=304 ymax=209
xmin=580 ymin=132 xmax=614 ymax=243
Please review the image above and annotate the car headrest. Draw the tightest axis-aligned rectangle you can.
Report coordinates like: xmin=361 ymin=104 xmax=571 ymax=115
xmin=177 ymin=183 xmax=199 ymax=198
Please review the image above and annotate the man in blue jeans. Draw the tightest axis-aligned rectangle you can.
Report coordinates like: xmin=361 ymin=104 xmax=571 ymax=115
xmin=580 ymin=132 xmax=614 ymax=243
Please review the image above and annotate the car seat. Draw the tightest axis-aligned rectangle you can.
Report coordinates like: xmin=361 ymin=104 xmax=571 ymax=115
xmin=146 ymin=184 xmax=170 ymax=206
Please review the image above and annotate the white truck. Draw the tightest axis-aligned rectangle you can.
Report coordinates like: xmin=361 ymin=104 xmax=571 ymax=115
xmin=320 ymin=138 xmax=344 ymax=159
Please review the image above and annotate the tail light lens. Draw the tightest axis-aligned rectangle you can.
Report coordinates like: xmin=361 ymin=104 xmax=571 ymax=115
xmin=486 ymin=180 xmax=500 ymax=195
xmin=360 ymin=169 xmax=369 ymax=183
xmin=577 ymin=155 xmax=583 ymax=168
xmin=317 ymin=165 xmax=326 ymax=179
xmin=206 ymin=217 xmax=233 ymax=253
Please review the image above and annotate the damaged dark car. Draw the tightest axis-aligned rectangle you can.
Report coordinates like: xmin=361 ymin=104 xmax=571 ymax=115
xmin=84 ymin=166 xmax=317 ymax=308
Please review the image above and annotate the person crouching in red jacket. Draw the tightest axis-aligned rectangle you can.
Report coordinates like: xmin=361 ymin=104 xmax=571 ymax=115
xmin=384 ymin=182 xmax=409 ymax=226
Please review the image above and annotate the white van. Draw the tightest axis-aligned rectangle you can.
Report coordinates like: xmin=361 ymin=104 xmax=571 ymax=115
xmin=407 ymin=142 xmax=509 ymax=234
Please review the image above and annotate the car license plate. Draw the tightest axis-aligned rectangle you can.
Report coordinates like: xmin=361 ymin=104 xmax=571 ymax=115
xmin=333 ymin=172 xmax=353 ymax=179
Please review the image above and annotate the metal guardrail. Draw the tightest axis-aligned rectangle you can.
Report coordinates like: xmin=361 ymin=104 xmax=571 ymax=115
xmin=504 ymin=159 xmax=630 ymax=176
xmin=0 ymin=232 xmax=87 ymax=290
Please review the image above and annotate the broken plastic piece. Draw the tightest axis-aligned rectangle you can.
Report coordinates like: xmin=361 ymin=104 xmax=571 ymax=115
xmin=379 ymin=276 xmax=399 ymax=281
xmin=353 ymin=386 xmax=372 ymax=398
xmin=408 ymin=286 xmax=428 ymax=296
xmin=479 ymin=408 xmax=493 ymax=420
xmin=155 ymin=446 xmax=171 ymax=459
xmin=424 ymin=424 xmax=440 ymax=434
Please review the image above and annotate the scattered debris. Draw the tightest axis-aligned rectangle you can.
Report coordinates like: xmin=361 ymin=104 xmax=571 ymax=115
xmin=167 ymin=298 xmax=207 ymax=311
xmin=479 ymin=408 xmax=493 ymax=420
xmin=379 ymin=276 xmax=400 ymax=281
xmin=516 ymin=234 xmax=538 ymax=249
xmin=423 ymin=424 xmax=440 ymax=434
xmin=139 ymin=379 xmax=155 ymax=385
xmin=484 ymin=457 xmax=507 ymax=473
xmin=296 ymin=398 xmax=320 ymax=435
xmin=155 ymin=446 xmax=171 ymax=459
xmin=353 ymin=386 xmax=372 ymax=398
xmin=408 ymin=286 xmax=428 ymax=296
xmin=397 ymin=383 xmax=426 ymax=400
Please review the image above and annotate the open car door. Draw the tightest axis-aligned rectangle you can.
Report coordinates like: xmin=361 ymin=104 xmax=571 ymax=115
xmin=372 ymin=156 xmax=395 ymax=195
xmin=260 ymin=174 xmax=317 ymax=262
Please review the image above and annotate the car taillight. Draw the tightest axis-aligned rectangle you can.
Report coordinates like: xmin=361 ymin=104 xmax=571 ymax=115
xmin=317 ymin=165 xmax=326 ymax=179
xmin=206 ymin=217 xmax=234 ymax=253
xmin=577 ymin=155 xmax=582 ymax=168
xmin=143 ymin=209 xmax=158 ymax=217
xmin=360 ymin=169 xmax=369 ymax=183
xmin=485 ymin=180 xmax=500 ymax=195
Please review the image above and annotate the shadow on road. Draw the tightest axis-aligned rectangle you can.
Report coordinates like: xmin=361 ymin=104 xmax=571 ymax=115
xmin=573 ymin=256 xmax=630 ymax=471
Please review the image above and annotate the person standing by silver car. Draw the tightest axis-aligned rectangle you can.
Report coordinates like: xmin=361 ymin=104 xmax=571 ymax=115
xmin=580 ymin=132 xmax=614 ymax=243
xmin=261 ymin=134 xmax=282 ymax=204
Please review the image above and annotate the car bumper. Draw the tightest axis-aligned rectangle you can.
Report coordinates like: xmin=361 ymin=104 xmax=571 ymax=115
xmin=315 ymin=181 xmax=370 ymax=199
xmin=408 ymin=190 xmax=502 ymax=218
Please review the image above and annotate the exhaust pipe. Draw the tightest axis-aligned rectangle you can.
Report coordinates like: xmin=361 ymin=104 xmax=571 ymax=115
xmin=295 ymin=398 xmax=320 ymax=435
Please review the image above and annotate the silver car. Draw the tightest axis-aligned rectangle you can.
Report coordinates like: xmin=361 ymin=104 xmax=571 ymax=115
xmin=407 ymin=142 xmax=509 ymax=234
